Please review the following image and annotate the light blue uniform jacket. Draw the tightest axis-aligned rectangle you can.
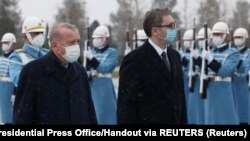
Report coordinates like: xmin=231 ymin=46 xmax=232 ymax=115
xmin=232 ymin=47 xmax=250 ymax=124
xmin=88 ymin=47 xmax=118 ymax=125
xmin=205 ymin=44 xmax=240 ymax=125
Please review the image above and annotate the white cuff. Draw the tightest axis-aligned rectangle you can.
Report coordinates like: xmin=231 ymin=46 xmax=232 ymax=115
xmin=207 ymin=56 xmax=214 ymax=63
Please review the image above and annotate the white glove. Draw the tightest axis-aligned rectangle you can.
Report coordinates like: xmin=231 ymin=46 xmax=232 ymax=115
xmin=191 ymin=49 xmax=199 ymax=59
xmin=84 ymin=50 xmax=93 ymax=60
xmin=202 ymin=50 xmax=214 ymax=62
xmin=11 ymin=95 xmax=15 ymax=106
xmin=179 ymin=51 xmax=184 ymax=59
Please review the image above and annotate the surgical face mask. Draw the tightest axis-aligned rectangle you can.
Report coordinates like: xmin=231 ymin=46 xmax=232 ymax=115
xmin=1 ymin=43 xmax=12 ymax=53
xmin=183 ymin=41 xmax=191 ymax=49
xmin=165 ymin=29 xmax=177 ymax=44
xmin=234 ymin=38 xmax=245 ymax=47
xmin=92 ymin=38 xmax=104 ymax=48
xmin=62 ymin=44 xmax=80 ymax=63
xmin=198 ymin=40 xmax=206 ymax=49
xmin=212 ymin=35 xmax=225 ymax=47
xmin=27 ymin=33 xmax=45 ymax=47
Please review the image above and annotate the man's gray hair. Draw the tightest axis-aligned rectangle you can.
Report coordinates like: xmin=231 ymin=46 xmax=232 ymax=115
xmin=49 ymin=23 xmax=78 ymax=42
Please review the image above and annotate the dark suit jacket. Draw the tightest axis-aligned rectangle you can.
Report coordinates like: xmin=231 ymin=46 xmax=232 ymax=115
xmin=118 ymin=40 xmax=187 ymax=124
xmin=13 ymin=51 xmax=97 ymax=124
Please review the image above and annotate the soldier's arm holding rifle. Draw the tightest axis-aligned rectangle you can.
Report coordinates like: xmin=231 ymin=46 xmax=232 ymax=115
xmin=188 ymin=18 xmax=196 ymax=92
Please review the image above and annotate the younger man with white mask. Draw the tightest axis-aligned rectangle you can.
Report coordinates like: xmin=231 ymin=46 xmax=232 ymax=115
xmin=84 ymin=25 xmax=118 ymax=125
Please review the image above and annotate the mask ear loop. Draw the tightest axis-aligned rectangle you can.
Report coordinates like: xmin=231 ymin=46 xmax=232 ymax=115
xmin=8 ymin=41 xmax=13 ymax=50
xmin=222 ymin=33 xmax=227 ymax=42
xmin=25 ymin=32 xmax=34 ymax=46
xmin=242 ymin=37 xmax=246 ymax=46
xmin=54 ymin=42 xmax=65 ymax=58
xmin=97 ymin=37 xmax=106 ymax=49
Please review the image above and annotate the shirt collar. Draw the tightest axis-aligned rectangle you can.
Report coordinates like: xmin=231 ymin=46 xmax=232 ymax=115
xmin=149 ymin=38 xmax=167 ymax=56
xmin=23 ymin=43 xmax=42 ymax=58
xmin=94 ymin=45 xmax=109 ymax=53
xmin=239 ymin=46 xmax=247 ymax=54
xmin=3 ymin=50 xmax=13 ymax=58
xmin=214 ymin=44 xmax=228 ymax=53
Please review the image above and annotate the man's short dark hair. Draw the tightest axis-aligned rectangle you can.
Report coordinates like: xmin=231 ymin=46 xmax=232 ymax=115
xmin=143 ymin=8 xmax=172 ymax=37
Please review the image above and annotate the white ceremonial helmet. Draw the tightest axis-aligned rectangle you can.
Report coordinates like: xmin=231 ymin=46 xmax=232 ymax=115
xmin=22 ymin=17 xmax=46 ymax=34
xmin=183 ymin=29 xmax=194 ymax=40
xmin=212 ymin=22 xmax=229 ymax=35
xmin=233 ymin=27 xmax=248 ymax=38
xmin=92 ymin=25 xmax=110 ymax=38
xmin=211 ymin=22 xmax=229 ymax=46
xmin=1 ymin=33 xmax=16 ymax=43
xmin=233 ymin=27 xmax=248 ymax=47
xmin=22 ymin=17 xmax=47 ymax=47
xmin=134 ymin=29 xmax=148 ymax=40
xmin=183 ymin=29 xmax=194 ymax=49
xmin=197 ymin=27 xmax=212 ymax=39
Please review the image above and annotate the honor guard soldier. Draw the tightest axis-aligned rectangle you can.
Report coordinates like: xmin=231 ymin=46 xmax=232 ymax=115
xmin=232 ymin=27 xmax=250 ymax=124
xmin=133 ymin=29 xmax=148 ymax=48
xmin=187 ymin=27 xmax=212 ymax=125
xmin=9 ymin=17 xmax=48 ymax=87
xmin=202 ymin=22 xmax=240 ymax=124
xmin=124 ymin=29 xmax=148 ymax=56
xmin=180 ymin=29 xmax=193 ymax=115
xmin=0 ymin=33 xmax=17 ymax=124
xmin=197 ymin=28 xmax=213 ymax=51
xmin=84 ymin=25 xmax=118 ymax=124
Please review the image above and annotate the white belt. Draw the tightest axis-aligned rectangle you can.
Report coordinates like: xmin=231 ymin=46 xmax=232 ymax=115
xmin=208 ymin=76 xmax=232 ymax=82
xmin=234 ymin=72 xmax=244 ymax=77
xmin=92 ymin=73 xmax=112 ymax=78
xmin=0 ymin=77 xmax=11 ymax=82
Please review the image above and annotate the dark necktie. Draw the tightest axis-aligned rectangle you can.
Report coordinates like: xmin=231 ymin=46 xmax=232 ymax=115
xmin=161 ymin=51 xmax=171 ymax=71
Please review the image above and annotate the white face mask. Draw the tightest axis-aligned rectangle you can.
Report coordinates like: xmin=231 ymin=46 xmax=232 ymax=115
xmin=92 ymin=38 xmax=104 ymax=48
xmin=1 ymin=43 xmax=12 ymax=53
xmin=234 ymin=38 xmax=245 ymax=47
xmin=27 ymin=33 xmax=45 ymax=47
xmin=183 ymin=41 xmax=191 ymax=49
xmin=198 ymin=40 xmax=206 ymax=49
xmin=62 ymin=44 xmax=80 ymax=63
xmin=212 ymin=35 xmax=224 ymax=47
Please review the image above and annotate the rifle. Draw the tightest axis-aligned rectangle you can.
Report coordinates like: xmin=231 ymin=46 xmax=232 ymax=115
xmin=176 ymin=20 xmax=181 ymax=52
xmin=83 ymin=17 xmax=90 ymax=67
xmin=124 ymin=23 xmax=131 ymax=56
xmin=134 ymin=28 xmax=138 ymax=50
xmin=188 ymin=18 xmax=196 ymax=92
xmin=229 ymin=27 xmax=234 ymax=48
xmin=176 ymin=28 xmax=181 ymax=52
xmin=199 ymin=20 xmax=209 ymax=99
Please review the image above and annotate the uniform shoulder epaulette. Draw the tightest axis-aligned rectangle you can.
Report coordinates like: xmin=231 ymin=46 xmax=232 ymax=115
xmin=15 ymin=49 xmax=24 ymax=53
xmin=43 ymin=48 xmax=50 ymax=52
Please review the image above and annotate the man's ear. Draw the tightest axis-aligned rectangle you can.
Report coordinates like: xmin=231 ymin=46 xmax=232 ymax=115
xmin=152 ymin=27 xmax=158 ymax=36
xmin=51 ymin=41 xmax=57 ymax=51
xmin=22 ymin=33 xmax=29 ymax=43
